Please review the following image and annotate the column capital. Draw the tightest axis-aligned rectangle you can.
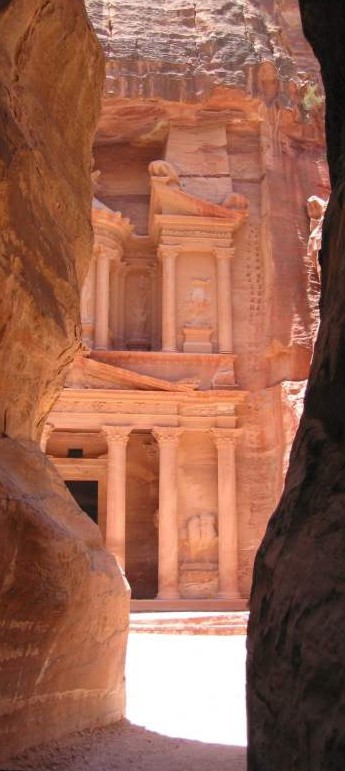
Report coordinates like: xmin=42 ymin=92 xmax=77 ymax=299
xmin=210 ymin=428 xmax=242 ymax=449
xmin=157 ymin=245 xmax=180 ymax=262
xmin=102 ymin=425 xmax=132 ymax=447
xmin=153 ymin=426 xmax=184 ymax=447
xmin=95 ymin=244 xmax=122 ymax=264
xmin=213 ymin=244 xmax=235 ymax=261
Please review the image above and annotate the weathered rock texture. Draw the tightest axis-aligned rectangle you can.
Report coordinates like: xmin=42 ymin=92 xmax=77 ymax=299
xmin=247 ymin=2 xmax=345 ymax=769
xmin=0 ymin=438 xmax=129 ymax=763
xmin=80 ymin=0 xmax=328 ymax=597
xmin=0 ymin=1 xmax=130 ymax=763
xmin=0 ymin=0 xmax=102 ymax=440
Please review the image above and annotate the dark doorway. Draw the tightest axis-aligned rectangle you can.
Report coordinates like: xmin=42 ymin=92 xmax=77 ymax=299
xmin=126 ymin=432 xmax=159 ymax=599
xmin=66 ymin=480 xmax=98 ymax=524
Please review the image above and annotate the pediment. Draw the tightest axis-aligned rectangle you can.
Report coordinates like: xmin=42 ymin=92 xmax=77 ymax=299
xmin=65 ymin=354 xmax=195 ymax=393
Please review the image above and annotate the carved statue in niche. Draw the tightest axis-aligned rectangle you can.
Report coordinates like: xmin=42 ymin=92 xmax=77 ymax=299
xmin=185 ymin=278 xmax=211 ymax=327
xmin=306 ymin=195 xmax=327 ymax=281
xmin=126 ymin=273 xmax=151 ymax=349
xmin=185 ymin=512 xmax=218 ymax=560
xmin=148 ymin=159 xmax=180 ymax=187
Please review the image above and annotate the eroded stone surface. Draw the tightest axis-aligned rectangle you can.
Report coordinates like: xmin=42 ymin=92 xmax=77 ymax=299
xmin=0 ymin=438 xmax=130 ymax=764
xmin=0 ymin=0 xmax=103 ymax=440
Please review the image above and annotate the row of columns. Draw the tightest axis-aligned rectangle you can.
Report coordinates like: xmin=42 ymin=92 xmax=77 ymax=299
xmin=102 ymin=424 xmax=241 ymax=599
xmin=158 ymin=243 xmax=235 ymax=354
xmin=83 ymin=241 xmax=235 ymax=354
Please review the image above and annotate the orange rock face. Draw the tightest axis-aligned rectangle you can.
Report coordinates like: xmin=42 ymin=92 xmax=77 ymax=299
xmin=0 ymin=0 xmax=103 ymax=440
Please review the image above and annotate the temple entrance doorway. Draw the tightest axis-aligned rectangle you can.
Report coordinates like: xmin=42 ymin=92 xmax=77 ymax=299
xmin=125 ymin=430 xmax=159 ymax=599
xmin=66 ymin=480 xmax=99 ymax=525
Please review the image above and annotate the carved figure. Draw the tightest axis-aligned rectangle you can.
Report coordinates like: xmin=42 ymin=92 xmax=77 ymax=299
xmin=131 ymin=275 xmax=150 ymax=337
xmin=148 ymin=159 xmax=180 ymax=187
xmin=186 ymin=278 xmax=211 ymax=326
xmin=187 ymin=513 xmax=217 ymax=557
xmin=223 ymin=192 xmax=248 ymax=210
xmin=306 ymin=195 xmax=327 ymax=280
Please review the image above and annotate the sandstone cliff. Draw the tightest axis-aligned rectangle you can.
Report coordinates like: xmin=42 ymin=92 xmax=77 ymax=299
xmin=247 ymin=2 xmax=345 ymax=769
xmin=0 ymin=1 xmax=129 ymax=762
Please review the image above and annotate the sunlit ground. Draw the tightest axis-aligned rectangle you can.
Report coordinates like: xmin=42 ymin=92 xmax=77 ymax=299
xmin=126 ymin=631 xmax=247 ymax=747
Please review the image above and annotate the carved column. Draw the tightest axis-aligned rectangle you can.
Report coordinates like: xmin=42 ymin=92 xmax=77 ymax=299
xmin=158 ymin=246 xmax=178 ymax=352
xmin=212 ymin=428 xmax=241 ymax=598
xmin=40 ymin=423 xmax=54 ymax=453
xmin=102 ymin=426 xmax=132 ymax=570
xmin=94 ymin=247 xmax=111 ymax=350
xmin=215 ymin=244 xmax=235 ymax=353
xmin=81 ymin=257 xmax=96 ymax=348
xmin=153 ymin=427 xmax=184 ymax=598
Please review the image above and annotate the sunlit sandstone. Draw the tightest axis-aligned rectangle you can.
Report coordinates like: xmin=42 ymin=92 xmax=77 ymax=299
xmin=47 ymin=57 xmax=328 ymax=605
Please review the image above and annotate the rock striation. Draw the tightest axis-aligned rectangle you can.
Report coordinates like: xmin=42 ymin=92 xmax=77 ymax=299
xmin=247 ymin=2 xmax=345 ymax=769
xmin=0 ymin=1 xmax=130 ymax=763
xmin=0 ymin=0 xmax=102 ymax=440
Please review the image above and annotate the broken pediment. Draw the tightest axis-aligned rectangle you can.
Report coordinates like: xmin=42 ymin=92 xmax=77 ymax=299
xmin=148 ymin=160 xmax=248 ymax=239
xmin=65 ymin=353 xmax=196 ymax=392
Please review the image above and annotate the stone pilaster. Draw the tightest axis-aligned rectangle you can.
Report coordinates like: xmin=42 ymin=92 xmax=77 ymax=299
xmin=40 ymin=423 xmax=54 ymax=453
xmin=102 ymin=425 xmax=132 ymax=570
xmin=94 ymin=247 xmax=111 ymax=350
xmin=158 ymin=246 xmax=179 ymax=352
xmin=215 ymin=243 xmax=235 ymax=353
xmin=152 ymin=426 xmax=184 ymax=598
xmin=211 ymin=428 xmax=241 ymax=598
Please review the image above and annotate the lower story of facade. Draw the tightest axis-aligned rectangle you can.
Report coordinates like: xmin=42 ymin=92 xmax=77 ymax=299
xmin=45 ymin=363 xmax=292 ymax=610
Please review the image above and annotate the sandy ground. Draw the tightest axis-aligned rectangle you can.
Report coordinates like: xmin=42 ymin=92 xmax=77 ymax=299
xmin=5 ymin=631 xmax=247 ymax=771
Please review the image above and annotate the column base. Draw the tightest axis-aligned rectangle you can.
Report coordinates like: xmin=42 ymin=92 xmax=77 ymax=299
xmin=218 ymin=590 xmax=240 ymax=600
xmin=156 ymin=590 xmax=180 ymax=600
xmin=161 ymin=346 xmax=177 ymax=353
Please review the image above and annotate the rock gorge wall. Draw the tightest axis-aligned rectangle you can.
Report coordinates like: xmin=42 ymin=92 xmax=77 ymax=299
xmin=0 ymin=1 xmax=129 ymax=762
xmin=247 ymin=2 xmax=345 ymax=770
xmin=85 ymin=0 xmax=328 ymax=594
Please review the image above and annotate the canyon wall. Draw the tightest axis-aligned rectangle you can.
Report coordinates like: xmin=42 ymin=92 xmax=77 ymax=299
xmin=84 ymin=0 xmax=328 ymax=595
xmin=0 ymin=1 xmax=129 ymax=762
xmin=247 ymin=2 xmax=345 ymax=769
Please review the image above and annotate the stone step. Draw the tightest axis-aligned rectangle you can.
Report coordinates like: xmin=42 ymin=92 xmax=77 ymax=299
xmin=129 ymin=610 xmax=248 ymax=636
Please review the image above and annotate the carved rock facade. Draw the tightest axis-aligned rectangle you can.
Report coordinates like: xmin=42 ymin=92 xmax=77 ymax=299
xmin=44 ymin=0 xmax=328 ymax=609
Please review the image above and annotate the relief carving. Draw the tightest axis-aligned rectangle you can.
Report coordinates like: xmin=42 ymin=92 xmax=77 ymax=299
xmin=181 ymin=512 xmax=218 ymax=561
xmin=125 ymin=273 xmax=151 ymax=349
xmin=185 ymin=278 xmax=211 ymax=327
xmin=307 ymin=195 xmax=327 ymax=281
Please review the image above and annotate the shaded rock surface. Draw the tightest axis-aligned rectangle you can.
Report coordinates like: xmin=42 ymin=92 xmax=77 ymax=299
xmin=0 ymin=0 xmax=130 ymax=762
xmin=247 ymin=2 xmax=345 ymax=770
